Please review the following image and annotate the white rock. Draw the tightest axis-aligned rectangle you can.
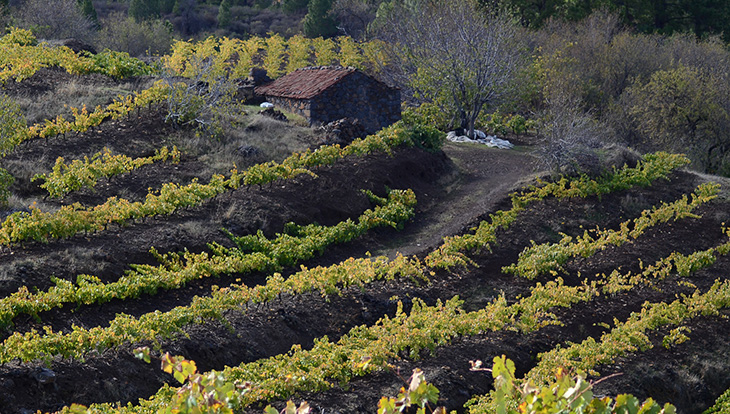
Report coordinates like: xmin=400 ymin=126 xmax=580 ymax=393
xmin=446 ymin=129 xmax=514 ymax=149
xmin=260 ymin=102 xmax=274 ymax=108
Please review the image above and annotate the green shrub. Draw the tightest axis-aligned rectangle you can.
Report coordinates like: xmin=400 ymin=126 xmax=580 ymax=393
xmin=404 ymin=102 xmax=452 ymax=132
xmin=479 ymin=111 xmax=508 ymax=135
xmin=627 ymin=64 xmax=730 ymax=174
xmin=400 ymin=109 xmax=446 ymax=152
xmin=0 ymin=94 xmax=27 ymax=157
xmin=0 ymin=168 xmax=13 ymax=206
xmin=478 ymin=111 xmax=535 ymax=136
xmin=506 ymin=113 xmax=528 ymax=134
xmin=91 ymin=50 xmax=158 ymax=79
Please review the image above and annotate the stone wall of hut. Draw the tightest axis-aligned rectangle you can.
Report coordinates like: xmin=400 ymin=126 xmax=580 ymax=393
xmin=310 ymin=72 xmax=400 ymax=133
xmin=264 ymin=96 xmax=313 ymax=119
xmin=262 ymin=72 xmax=400 ymax=134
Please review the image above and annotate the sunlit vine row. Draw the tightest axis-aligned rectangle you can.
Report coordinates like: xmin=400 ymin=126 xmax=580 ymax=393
xmin=0 ymin=174 xmax=229 ymax=245
xmin=53 ymin=232 xmax=716 ymax=413
xmin=466 ymin=277 xmax=730 ymax=413
xmin=59 ymin=212 xmax=729 ymax=413
xmin=0 ymin=184 xmax=646 ymax=366
xmin=81 ymin=350 xmax=674 ymax=414
xmin=0 ymin=82 xmax=170 ymax=157
xmin=54 ymin=278 xmax=600 ymax=413
xmin=162 ymin=34 xmax=389 ymax=83
xmin=0 ymin=122 xmax=414 ymax=245
xmin=425 ymin=152 xmax=691 ymax=269
xmin=599 ymin=229 xmax=730 ymax=294
xmin=0 ymin=27 xmax=155 ymax=83
xmin=0 ymin=151 xmax=688 ymax=359
xmin=32 ymin=146 xmax=181 ymax=199
xmin=4 ymin=153 xmax=701 ymax=412
xmin=0 ymin=251 xmax=425 ymax=365
xmin=705 ymin=386 xmax=730 ymax=414
xmin=503 ymin=182 xmax=719 ymax=279
xmin=0 ymin=189 xmax=416 ymax=329
xmin=65 ymin=237 xmax=716 ymax=414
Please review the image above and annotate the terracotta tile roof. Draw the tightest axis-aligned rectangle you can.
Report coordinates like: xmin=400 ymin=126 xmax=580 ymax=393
xmin=255 ymin=66 xmax=358 ymax=100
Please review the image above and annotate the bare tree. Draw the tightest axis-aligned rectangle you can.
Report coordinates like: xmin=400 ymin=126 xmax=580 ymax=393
xmin=96 ymin=12 xmax=173 ymax=57
xmin=15 ymin=0 xmax=96 ymax=43
xmin=161 ymin=57 xmax=242 ymax=138
xmin=537 ymin=103 xmax=604 ymax=175
xmin=376 ymin=0 xmax=526 ymax=138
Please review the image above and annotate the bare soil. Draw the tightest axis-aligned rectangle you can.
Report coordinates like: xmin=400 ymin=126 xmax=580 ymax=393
xmin=1 ymin=71 xmax=730 ymax=414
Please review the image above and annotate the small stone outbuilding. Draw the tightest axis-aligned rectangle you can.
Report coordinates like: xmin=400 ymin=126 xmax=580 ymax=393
xmin=254 ymin=66 xmax=401 ymax=134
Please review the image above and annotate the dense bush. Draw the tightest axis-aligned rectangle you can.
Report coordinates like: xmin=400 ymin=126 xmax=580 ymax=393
xmin=401 ymin=109 xmax=446 ymax=152
xmin=0 ymin=26 xmax=36 ymax=45
xmin=0 ymin=167 xmax=12 ymax=207
xmin=0 ymin=94 xmax=26 ymax=157
xmin=95 ymin=12 xmax=174 ymax=57
xmin=526 ymin=10 xmax=730 ymax=176
xmin=625 ymin=65 xmax=730 ymax=174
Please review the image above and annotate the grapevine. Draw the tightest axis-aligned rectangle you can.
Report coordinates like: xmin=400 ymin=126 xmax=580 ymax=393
xmin=503 ymin=182 xmax=719 ymax=279
xmin=467 ymin=278 xmax=730 ymax=413
xmin=0 ymin=189 xmax=417 ymax=329
xmin=425 ymin=152 xmax=691 ymax=270
xmin=32 ymin=146 xmax=181 ymax=199
xmin=0 ymin=121 xmax=415 ymax=245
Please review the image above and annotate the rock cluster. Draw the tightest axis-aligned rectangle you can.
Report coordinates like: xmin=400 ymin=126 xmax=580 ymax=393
xmin=258 ymin=107 xmax=288 ymax=122
xmin=235 ymin=68 xmax=273 ymax=103
xmin=236 ymin=144 xmax=261 ymax=158
xmin=317 ymin=117 xmax=368 ymax=145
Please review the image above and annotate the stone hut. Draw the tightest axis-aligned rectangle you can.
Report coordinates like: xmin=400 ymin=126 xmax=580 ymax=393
xmin=254 ymin=66 xmax=401 ymax=134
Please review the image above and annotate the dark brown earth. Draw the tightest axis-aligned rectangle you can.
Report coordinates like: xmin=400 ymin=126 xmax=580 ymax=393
xmin=1 ymin=71 xmax=730 ymax=414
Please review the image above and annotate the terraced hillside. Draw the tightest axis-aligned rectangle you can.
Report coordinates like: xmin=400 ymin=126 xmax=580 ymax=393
xmin=2 ymin=30 xmax=730 ymax=414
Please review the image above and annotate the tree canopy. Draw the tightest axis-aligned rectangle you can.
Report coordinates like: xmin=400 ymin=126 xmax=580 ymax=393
xmin=376 ymin=0 xmax=526 ymax=138
xmin=303 ymin=0 xmax=339 ymax=37
xmin=478 ymin=0 xmax=730 ymax=41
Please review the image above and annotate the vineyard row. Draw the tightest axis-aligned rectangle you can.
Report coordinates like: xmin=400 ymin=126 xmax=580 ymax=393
xmin=0 ymin=28 xmax=155 ymax=83
xmin=0 ymin=121 xmax=414 ymax=246
xmin=32 ymin=146 xmax=181 ymax=199
xmin=0 ymin=188 xmax=416 ymax=330
xmin=64 ymin=224 xmax=730 ymax=413
xmin=424 ymin=152 xmax=691 ymax=269
xmin=469 ymin=275 xmax=730 ymax=412
xmin=0 ymin=151 xmax=691 ymax=363
xmin=503 ymin=182 xmax=719 ymax=279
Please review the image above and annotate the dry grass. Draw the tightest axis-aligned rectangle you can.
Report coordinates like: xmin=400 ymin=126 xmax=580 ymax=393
xmin=1 ymin=156 xmax=52 ymax=197
xmin=16 ymin=78 xmax=156 ymax=125
xmin=5 ymin=194 xmax=59 ymax=214
xmin=173 ymin=111 xmax=318 ymax=174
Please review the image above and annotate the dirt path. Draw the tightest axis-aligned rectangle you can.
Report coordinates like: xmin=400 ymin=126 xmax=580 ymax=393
xmin=375 ymin=142 xmax=540 ymax=258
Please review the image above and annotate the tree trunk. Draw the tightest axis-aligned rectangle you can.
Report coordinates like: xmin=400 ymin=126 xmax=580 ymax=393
xmin=459 ymin=109 xmax=469 ymax=136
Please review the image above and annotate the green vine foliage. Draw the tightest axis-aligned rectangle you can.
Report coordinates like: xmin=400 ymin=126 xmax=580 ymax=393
xmin=483 ymin=355 xmax=676 ymax=414
xmin=0 ymin=93 xmax=28 ymax=157
xmin=50 ymin=151 xmax=707 ymax=414
xmin=503 ymin=182 xmax=719 ymax=279
xmin=425 ymin=152 xmax=691 ymax=270
xmin=66 ymin=350 xmax=673 ymax=414
xmin=12 ymin=149 xmax=706 ymax=414
xmin=0 ymin=167 xmax=13 ymax=206
xmin=705 ymin=386 xmax=730 ymax=414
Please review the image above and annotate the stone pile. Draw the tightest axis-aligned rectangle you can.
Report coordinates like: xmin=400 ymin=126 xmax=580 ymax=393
xmin=318 ymin=117 xmax=368 ymax=145
xmin=258 ymin=107 xmax=288 ymax=122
